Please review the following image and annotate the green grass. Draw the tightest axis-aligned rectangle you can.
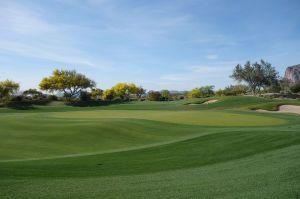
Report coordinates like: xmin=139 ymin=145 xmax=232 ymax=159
xmin=0 ymin=96 xmax=300 ymax=198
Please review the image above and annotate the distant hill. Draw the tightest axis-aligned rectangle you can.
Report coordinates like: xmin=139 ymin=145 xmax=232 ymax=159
xmin=285 ymin=64 xmax=300 ymax=83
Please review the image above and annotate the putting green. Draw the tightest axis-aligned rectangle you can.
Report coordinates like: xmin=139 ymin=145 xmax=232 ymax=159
xmin=51 ymin=110 xmax=286 ymax=126
xmin=0 ymin=110 xmax=285 ymax=161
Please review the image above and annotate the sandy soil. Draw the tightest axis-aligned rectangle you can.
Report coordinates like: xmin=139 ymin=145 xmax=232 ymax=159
xmin=278 ymin=105 xmax=300 ymax=114
xmin=203 ymin=99 xmax=219 ymax=104
xmin=256 ymin=105 xmax=300 ymax=115
xmin=188 ymin=99 xmax=219 ymax=106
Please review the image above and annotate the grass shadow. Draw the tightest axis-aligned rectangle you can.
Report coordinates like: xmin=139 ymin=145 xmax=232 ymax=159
xmin=64 ymin=99 xmax=132 ymax=107
xmin=3 ymin=100 xmax=52 ymax=110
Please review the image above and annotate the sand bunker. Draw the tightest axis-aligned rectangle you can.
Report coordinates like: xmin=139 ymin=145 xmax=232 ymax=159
xmin=256 ymin=105 xmax=300 ymax=115
xmin=278 ymin=105 xmax=300 ymax=114
xmin=188 ymin=99 xmax=219 ymax=105
xmin=203 ymin=99 xmax=218 ymax=104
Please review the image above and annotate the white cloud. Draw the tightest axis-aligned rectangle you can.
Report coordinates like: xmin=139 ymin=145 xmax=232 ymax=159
xmin=0 ymin=40 xmax=113 ymax=71
xmin=0 ymin=2 xmax=114 ymax=71
xmin=0 ymin=2 xmax=56 ymax=35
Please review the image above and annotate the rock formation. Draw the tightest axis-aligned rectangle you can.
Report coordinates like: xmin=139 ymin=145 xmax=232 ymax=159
xmin=285 ymin=64 xmax=300 ymax=83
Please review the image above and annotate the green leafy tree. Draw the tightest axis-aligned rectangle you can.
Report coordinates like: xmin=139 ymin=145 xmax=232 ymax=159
xmin=23 ymin=89 xmax=44 ymax=99
xmin=290 ymin=81 xmax=300 ymax=93
xmin=0 ymin=80 xmax=20 ymax=102
xmin=160 ymin=90 xmax=170 ymax=101
xmin=199 ymin=85 xmax=215 ymax=97
xmin=147 ymin=91 xmax=161 ymax=101
xmin=216 ymin=85 xmax=248 ymax=96
xmin=39 ymin=69 xmax=95 ymax=100
xmin=231 ymin=60 xmax=279 ymax=95
xmin=279 ymin=78 xmax=291 ymax=93
xmin=136 ymin=87 xmax=146 ymax=100
xmin=79 ymin=91 xmax=91 ymax=101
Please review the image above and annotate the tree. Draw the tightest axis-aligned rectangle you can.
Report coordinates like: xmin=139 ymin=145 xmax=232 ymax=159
xmin=147 ymin=91 xmax=161 ymax=101
xmin=216 ymin=85 xmax=248 ymax=96
xmin=199 ymin=85 xmax=215 ymax=97
xmin=79 ymin=91 xmax=91 ymax=101
xmin=279 ymin=78 xmax=291 ymax=93
xmin=160 ymin=90 xmax=170 ymax=101
xmin=290 ymin=81 xmax=300 ymax=93
xmin=187 ymin=88 xmax=202 ymax=98
xmin=102 ymin=89 xmax=115 ymax=101
xmin=23 ymin=89 xmax=44 ymax=99
xmin=39 ymin=69 xmax=95 ymax=100
xmin=187 ymin=86 xmax=215 ymax=98
xmin=136 ymin=87 xmax=146 ymax=100
xmin=111 ymin=83 xmax=138 ymax=100
xmin=90 ymin=88 xmax=103 ymax=100
xmin=0 ymin=80 xmax=20 ymax=102
xmin=231 ymin=60 xmax=279 ymax=95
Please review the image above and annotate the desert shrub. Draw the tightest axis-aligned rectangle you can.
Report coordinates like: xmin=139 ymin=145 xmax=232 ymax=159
xmin=187 ymin=86 xmax=214 ymax=98
xmin=47 ymin=95 xmax=58 ymax=101
xmin=147 ymin=91 xmax=161 ymax=101
xmin=216 ymin=85 xmax=248 ymax=96
xmin=79 ymin=91 xmax=91 ymax=101
xmin=290 ymin=82 xmax=300 ymax=93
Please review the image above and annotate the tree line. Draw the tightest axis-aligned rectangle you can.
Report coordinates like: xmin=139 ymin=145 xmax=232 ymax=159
xmin=1 ymin=59 xmax=300 ymax=105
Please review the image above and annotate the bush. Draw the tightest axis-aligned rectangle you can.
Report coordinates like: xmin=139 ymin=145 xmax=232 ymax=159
xmin=160 ymin=90 xmax=170 ymax=101
xmin=47 ymin=95 xmax=58 ymax=101
xmin=79 ymin=91 xmax=91 ymax=101
xmin=11 ymin=95 xmax=23 ymax=102
xmin=187 ymin=88 xmax=201 ymax=98
xmin=290 ymin=82 xmax=300 ymax=93
xmin=216 ymin=85 xmax=248 ymax=96
xmin=187 ymin=86 xmax=215 ymax=98
xmin=147 ymin=91 xmax=161 ymax=101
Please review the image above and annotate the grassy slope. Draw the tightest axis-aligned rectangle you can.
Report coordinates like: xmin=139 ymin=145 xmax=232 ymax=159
xmin=0 ymin=96 xmax=300 ymax=198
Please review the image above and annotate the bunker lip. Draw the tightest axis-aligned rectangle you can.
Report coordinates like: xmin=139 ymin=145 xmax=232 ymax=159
xmin=256 ymin=105 xmax=300 ymax=115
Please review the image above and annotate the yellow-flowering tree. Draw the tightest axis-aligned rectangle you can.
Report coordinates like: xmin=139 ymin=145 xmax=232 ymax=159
xmin=90 ymin=88 xmax=103 ymax=100
xmin=187 ymin=88 xmax=202 ymax=98
xmin=102 ymin=89 xmax=115 ymax=101
xmin=111 ymin=83 xmax=139 ymax=100
xmin=39 ymin=69 xmax=95 ymax=100
xmin=0 ymin=80 xmax=20 ymax=102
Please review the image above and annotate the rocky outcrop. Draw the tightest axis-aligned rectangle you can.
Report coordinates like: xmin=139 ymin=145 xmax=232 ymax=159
xmin=285 ymin=64 xmax=300 ymax=83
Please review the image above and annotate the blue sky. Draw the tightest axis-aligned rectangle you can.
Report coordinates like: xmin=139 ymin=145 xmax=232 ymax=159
xmin=0 ymin=0 xmax=299 ymax=91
